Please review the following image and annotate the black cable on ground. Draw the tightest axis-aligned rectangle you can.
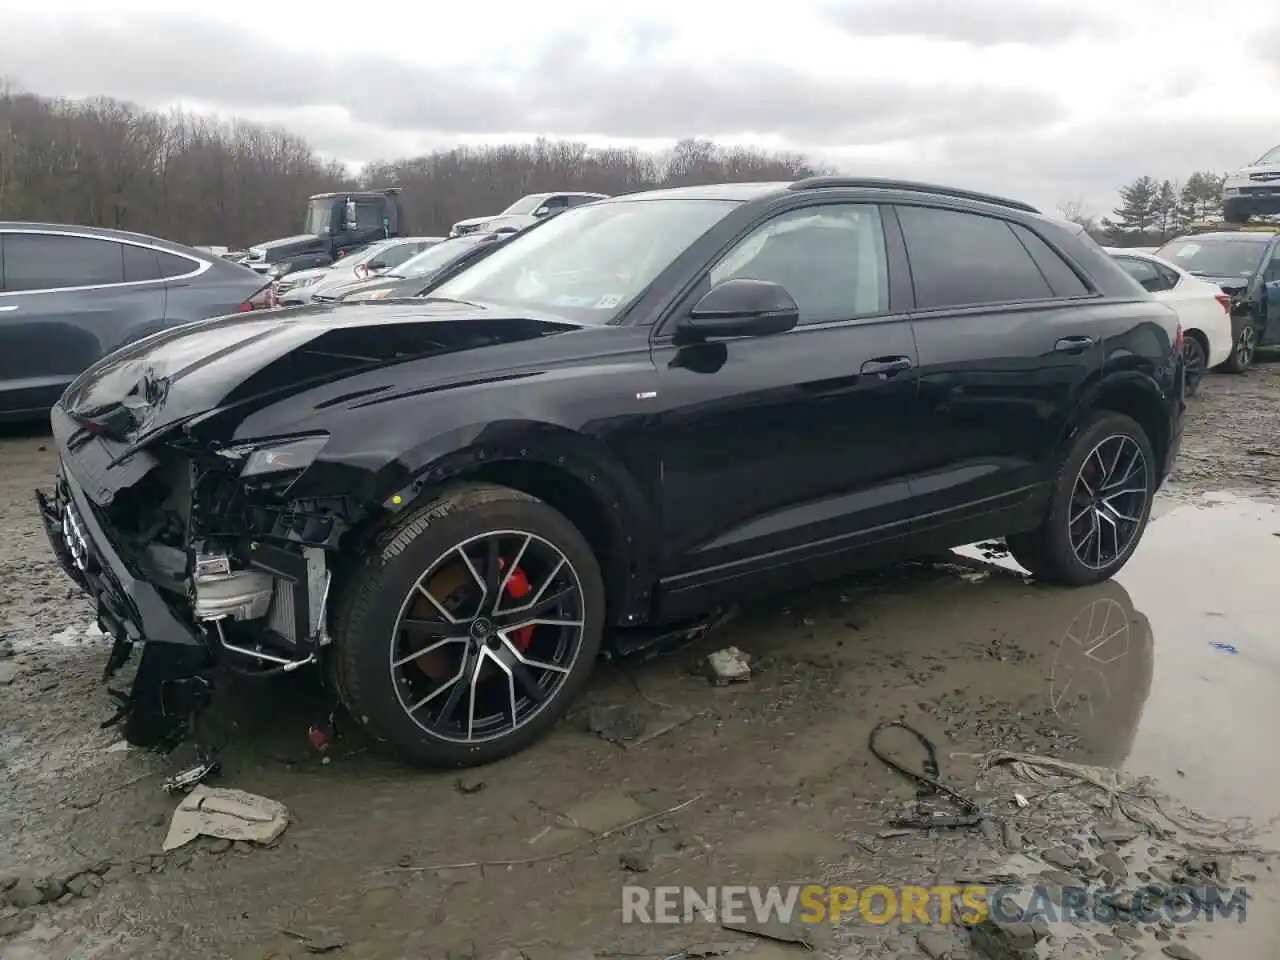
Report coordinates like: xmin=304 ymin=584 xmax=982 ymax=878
xmin=868 ymin=719 xmax=982 ymax=829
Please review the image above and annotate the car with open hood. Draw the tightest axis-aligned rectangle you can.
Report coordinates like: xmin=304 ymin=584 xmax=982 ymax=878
xmin=1154 ymin=227 xmax=1280 ymax=370
xmin=38 ymin=177 xmax=1184 ymax=770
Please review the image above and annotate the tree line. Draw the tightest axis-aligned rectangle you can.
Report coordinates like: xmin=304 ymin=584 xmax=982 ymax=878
xmin=0 ymin=83 xmax=831 ymax=248
xmin=1059 ymin=172 xmax=1277 ymax=247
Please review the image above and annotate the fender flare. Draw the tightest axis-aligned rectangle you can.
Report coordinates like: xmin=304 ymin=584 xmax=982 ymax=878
xmin=368 ymin=419 xmax=662 ymax=624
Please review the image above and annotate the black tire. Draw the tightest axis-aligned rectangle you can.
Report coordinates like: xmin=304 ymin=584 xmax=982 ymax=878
xmin=1219 ymin=316 xmax=1257 ymax=374
xmin=1005 ymin=411 xmax=1156 ymax=587
xmin=1223 ymin=198 xmax=1252 ymax=225
xmin=329 ymin=482 xmax=605 ymax=768
xmin=1182 ymin=333 xmax=1208 ymax=396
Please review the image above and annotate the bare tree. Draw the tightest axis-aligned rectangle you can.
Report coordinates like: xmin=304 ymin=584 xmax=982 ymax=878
xmin=0 ymin=82 xmax=835 ymax=247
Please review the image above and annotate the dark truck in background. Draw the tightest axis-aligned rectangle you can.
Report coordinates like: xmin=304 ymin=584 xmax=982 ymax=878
xmin=240 ymin=188 xmax=408 ymax=279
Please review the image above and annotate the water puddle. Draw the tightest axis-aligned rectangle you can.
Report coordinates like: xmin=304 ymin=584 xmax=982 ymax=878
xmin=4 ymin=493 xmax=1280 ymax=958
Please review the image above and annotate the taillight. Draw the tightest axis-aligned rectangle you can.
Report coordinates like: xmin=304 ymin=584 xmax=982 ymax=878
xmin=1215 ymin=293 xmax=1232 ymax=314
xmin=238 ymin=285 xmax=274 ymax=312
xmin=1173 ymin=322 xmax=1183 ymax=352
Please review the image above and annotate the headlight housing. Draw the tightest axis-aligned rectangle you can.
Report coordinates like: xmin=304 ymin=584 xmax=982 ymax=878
xmin=218 ymin=435 xmax=329 ymax=478
xmin=292 ymin=275 xmax=322 ymax=288
xmin=266 ymin=263 xmax=293 ymax=278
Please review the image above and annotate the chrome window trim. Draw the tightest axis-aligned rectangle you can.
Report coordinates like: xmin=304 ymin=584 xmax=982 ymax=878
xmin=0 ymin=227 xmax=212 ymax=297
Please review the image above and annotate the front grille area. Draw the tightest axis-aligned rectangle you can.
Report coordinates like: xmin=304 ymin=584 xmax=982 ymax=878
xmin=1248 ymin=172 xmax=1280 ymax=182
xmin=62 ymin=498 xmax=91 ymax=574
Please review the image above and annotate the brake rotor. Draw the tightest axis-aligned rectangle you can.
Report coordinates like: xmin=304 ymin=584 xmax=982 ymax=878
xmin=408 ymin=555 xmax=536 ymax=682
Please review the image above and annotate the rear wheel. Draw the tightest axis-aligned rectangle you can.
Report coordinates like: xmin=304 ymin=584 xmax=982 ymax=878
xmin=330 ymin=483 xmax=605 ymax=768
xmin=1006 ymin=411 xmax=1155 ymax=586
xmin=1219 ymin=318 xmax=1256 ymax=374
xmin=1182 ymin=333 xmax=1208 ymax=396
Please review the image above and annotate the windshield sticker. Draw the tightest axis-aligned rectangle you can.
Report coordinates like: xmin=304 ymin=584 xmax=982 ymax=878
xmin=595 ymin=294 xmax=623 ymax=309
xmin=547 ymin=295 xmax=599 ymax=308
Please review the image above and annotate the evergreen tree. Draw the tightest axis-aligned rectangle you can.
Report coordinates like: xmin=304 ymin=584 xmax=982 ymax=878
xmin=1112 ymin=176 xmax=1160 ymax=233
xmin=1155 ymin=180 xmax=1178 ymax=240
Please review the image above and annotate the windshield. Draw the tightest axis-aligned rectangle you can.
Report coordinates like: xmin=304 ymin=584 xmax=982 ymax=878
xmin=305 ymin=199 xmax=333 ymax=236
xmin=501 ymin=194 xmax=550 ymax=216
xmin=344 ymin=241 xmax=396 ymax=268
xmin=430 ymin=198 xmax=740 ymax=323
xmin=1155 ymin=238 xmax=1267 ymax=278
xmin=393 ymin=236 xmax=482 ymax=278
xmin=1255 ymin=144 xmax=1280 ymax=164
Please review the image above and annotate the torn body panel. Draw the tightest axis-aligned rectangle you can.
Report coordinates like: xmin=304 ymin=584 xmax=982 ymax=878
xmin=39 ymin=402 xmax=346 ymax=751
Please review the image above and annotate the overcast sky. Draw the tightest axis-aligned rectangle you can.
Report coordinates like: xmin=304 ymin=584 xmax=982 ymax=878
xmin=1 ymin=0 xmax=1277 ymax=216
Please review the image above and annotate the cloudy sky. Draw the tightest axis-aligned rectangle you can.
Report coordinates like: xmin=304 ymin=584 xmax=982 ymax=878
xmin=1 ymin=0 xmax=1277 ymax=215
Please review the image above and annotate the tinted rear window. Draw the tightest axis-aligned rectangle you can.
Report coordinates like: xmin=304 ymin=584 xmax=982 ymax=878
xmin=2 ymin=233 xmax=124 ymax=291
xmin=896 ymin=206 xmax=1053 ymax=308
xmin=157 ymin=251 xmax=198 ymax=278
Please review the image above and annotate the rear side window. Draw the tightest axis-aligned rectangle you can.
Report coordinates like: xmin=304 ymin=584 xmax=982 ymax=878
xmin=1010 ymin=224 xmax=1090 ymax=297
xmin=122 ymin=244 xmax=160 ymax=282
xmin=1113 ymin=256 xmax=1177 ymax=293
xmin=157 ymin=251 xmax=198 ymax=278
xmin=3 ymin=233 xmax=124 ymax=291
xmin=896 ymin=206 xmax=1054 ymax=309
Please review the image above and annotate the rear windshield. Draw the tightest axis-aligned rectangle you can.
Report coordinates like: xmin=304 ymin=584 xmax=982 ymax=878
xmin=1154 ymin=238 xmax=1267 ymax=278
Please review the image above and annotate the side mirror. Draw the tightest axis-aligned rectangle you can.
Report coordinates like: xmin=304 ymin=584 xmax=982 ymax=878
xmin=675 ymin=278 xmax=799 ymax=342
xmin=344 ymin=199 xmax=359 ymax=229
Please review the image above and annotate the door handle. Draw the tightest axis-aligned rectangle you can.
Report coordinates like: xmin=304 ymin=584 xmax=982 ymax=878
xmin=0 ymin=305 xmax=16 ymax=312
xmin=1054 ymin=336 xmax=1095 ymax=353
xmin=860 ymin=356 xmax=913 ymax=377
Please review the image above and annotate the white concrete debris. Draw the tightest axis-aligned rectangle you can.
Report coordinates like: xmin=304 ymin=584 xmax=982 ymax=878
xmin=706 ymin=646 xmax=751 ymax=686
xmin=162 ymin=785 xmax=290 ymax=851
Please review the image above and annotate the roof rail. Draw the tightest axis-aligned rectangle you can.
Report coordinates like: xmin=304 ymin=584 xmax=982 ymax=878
xmin=787 ymin=176 xmax=1039 ymax=214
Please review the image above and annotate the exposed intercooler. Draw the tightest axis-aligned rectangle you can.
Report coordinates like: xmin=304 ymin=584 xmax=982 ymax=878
xmin=191 ymin=549 xmax=330 ymax=649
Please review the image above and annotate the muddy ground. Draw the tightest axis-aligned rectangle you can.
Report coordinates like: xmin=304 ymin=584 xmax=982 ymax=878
xmin=3 ymin=363 xmax=1280 ymax=960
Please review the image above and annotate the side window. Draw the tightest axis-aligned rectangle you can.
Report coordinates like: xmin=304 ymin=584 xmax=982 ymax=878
xmin=1113 ymin=256 xmax=1164 ymax=294
xmin=542 ymin=196 xmax=569 ymax=212
xmin=566 ymin=194 xmax=595 ymax=208
xmin=896 ymin=206 xmax=1053 ymax=309
xmin=380 ymin=243 xmax=418 ymax=269
xmin=1154 ymin=262 xmax=1181 ymax=291
xmin=355 ymin=201 xmax=384 ymax=230
xmin=1265 ymin=248 xmax=1280 ymax=283
xmin=708 ymin=204 xmax=889 ymax=324
xmin=156 ymin=251 xmax=198 ymax=279
xmin=3 ymin=233 xmax=124 ymax=292
xmin=122 ymin=244 xmax=160 ymax=282
xmin=1010 ymin=224 xmax=1090 ymax=297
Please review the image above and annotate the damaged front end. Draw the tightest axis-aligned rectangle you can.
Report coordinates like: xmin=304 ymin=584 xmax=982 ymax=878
xmin=36 ymin=403 xmax=353 ymax=756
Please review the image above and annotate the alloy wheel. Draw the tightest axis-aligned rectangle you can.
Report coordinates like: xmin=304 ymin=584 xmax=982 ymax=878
xmin=1068 ymin=436 xmax=1150 ymax=571
xmin=388 ymin=530 xmax=586 ymax=743
xmin=1235 ymin=324 xmax=1256 ymax=369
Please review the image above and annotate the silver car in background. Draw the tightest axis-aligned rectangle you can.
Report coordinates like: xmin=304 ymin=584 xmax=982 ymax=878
xmin=274 ymin=236 xmax=442 ymax=305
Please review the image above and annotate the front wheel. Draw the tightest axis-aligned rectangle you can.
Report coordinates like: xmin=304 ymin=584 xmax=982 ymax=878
xmin=1006 ymin=411 xmax=1156 ymax=586
xmin=330 ymin=483 xmax=605 ymax=768
xmin=1219 ymin=318 xmax=1256 ymax=374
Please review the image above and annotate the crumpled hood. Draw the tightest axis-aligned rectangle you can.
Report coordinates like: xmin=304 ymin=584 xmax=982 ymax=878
xmin=248 ymin=234 xmax=327 ymax=261
xmin=58 ymin=300 xmax=583 ymax=445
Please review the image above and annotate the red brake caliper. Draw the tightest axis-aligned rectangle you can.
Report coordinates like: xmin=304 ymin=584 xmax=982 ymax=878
xmin=499 ymin=558 xmax=535 ymax=652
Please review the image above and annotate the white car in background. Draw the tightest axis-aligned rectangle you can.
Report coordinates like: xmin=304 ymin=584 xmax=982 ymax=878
xmin=273 ymin=237 xmax=442 ymax=306
xmin=1105 ymin=247 xmax=1233 ymax=394
xmin=1223 ymin=143 xmax=1280 ymax=224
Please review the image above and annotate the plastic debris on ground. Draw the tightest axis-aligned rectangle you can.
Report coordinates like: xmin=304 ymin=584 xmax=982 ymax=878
xmin=705 ymin=646 xmax=751 ymax=685
xmin=162 ymin=785 xmax=290 ymax=851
